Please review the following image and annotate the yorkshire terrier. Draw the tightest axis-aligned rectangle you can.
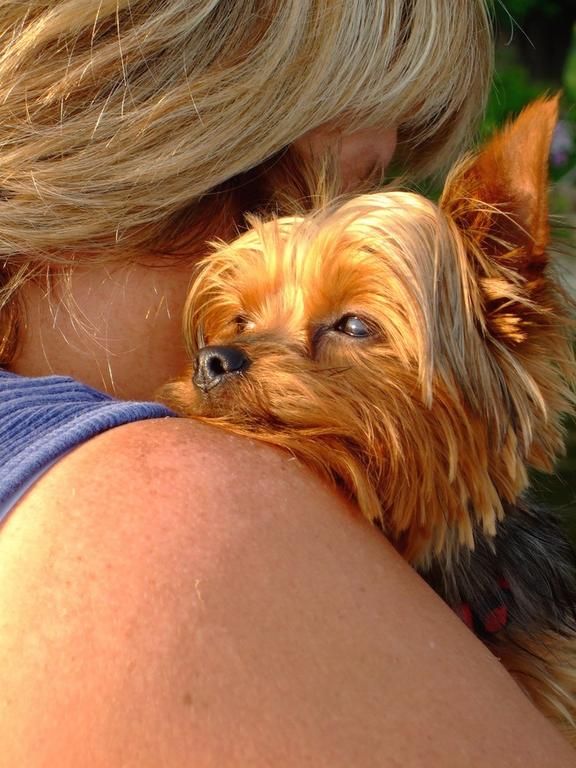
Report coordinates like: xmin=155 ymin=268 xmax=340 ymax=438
xmin=162 ymin=98 xmax=576 ymax=742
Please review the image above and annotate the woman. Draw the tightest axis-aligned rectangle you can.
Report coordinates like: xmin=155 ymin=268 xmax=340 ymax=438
xmin=0 ymin=1 xmax=574 ymax=765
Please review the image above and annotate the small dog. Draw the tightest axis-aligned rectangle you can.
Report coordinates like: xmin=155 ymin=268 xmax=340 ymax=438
xmin=162 ymin=98 xmax=576 ymax=741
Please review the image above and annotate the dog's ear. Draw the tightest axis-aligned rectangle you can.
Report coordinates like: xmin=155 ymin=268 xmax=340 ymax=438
xmin=441 ymin=96 xmax=558 ymax=267
xmin=439 ymin=97 xmax=562 ymax=347
xmin=439 ymin=96 xmax=573 ymax=478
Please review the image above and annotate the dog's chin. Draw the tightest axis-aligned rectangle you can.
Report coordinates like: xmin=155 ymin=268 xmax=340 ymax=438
xmin=188 ymin=383 xmax=239 ymax=419
xmin=158 ymin=375 xmax=225 ymax=420
xmin=173 ymin=375 xmax=268 ymax=428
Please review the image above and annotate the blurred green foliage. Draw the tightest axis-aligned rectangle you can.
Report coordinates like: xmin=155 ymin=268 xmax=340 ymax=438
xmin=566 ymin=42 xmax=576 ymax=99
xmin=485 ymin=4 xmax=576 ymax=539
xmin=497 ymin=0 xmax=570 ymax=19
xmin=482 ymin=50 xmax=550 ymax=135
xmin=484 ymin=4 xmax=576 ymax=182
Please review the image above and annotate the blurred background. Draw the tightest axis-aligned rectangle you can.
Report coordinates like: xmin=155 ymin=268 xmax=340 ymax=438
xmin=488 ymin=1 xmax=576 ymax=538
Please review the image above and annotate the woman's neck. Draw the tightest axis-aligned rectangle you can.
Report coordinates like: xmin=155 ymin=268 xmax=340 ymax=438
xmin=12 ymin=262 xmax=194 ymax=401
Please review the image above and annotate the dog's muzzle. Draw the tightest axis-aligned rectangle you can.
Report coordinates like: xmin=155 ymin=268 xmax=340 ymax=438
xmin=193 ymin=345 xmax=251 ymax=393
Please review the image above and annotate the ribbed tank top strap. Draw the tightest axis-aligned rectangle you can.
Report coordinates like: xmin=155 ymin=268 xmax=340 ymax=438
xmin=0 ymin=370 xmax=175 ymax=518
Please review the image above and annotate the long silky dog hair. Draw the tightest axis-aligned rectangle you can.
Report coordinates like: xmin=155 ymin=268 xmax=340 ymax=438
xmin=163 ymin=99 xmax=576 ymax=742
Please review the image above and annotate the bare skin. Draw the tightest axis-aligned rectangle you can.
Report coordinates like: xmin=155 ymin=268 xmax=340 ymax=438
xmin=14 ymin=127 xmax=399 ymax=401
xmin=14 ymin=262 xmax=194 ymax=400
xmin=1 ymin=420 xmax=574 ymax=766
xmin=4 ymin=127 xmax=576 ymax=764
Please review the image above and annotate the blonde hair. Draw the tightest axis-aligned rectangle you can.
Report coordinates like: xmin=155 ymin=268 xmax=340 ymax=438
xmin=0 ymin=0 xmax=493 ymax=363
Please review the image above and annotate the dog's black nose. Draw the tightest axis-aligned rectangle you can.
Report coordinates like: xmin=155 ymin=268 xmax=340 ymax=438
xmin=193 ymin=345 xmax=251 ymax=392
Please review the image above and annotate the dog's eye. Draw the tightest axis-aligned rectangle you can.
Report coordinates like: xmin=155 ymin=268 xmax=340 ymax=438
xmin=334 ymin=314 xmax=372 ymax=338
xmin=234 ymin=315 xmax=255 ymax=333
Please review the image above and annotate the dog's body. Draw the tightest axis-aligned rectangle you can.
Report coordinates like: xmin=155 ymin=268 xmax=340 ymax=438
xmin=162 ymin=99 xmax=576 ymax=741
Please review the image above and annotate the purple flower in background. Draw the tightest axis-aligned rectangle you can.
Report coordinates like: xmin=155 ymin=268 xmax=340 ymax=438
xmin=550 ymin=120 xmax=574 ymax=167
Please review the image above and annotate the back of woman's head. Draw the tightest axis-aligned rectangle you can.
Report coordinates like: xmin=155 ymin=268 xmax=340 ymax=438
xmin=0 ymin=0 xmax=492 ymax=256
xmin=0 ymin=0 xmax=492 ymax=362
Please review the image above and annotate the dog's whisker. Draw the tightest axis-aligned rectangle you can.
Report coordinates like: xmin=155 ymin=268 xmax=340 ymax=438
xmin=315 ymin=365 xmax=353 ymax=376
xmin=195 ymin=323 xmax=205 ymax=351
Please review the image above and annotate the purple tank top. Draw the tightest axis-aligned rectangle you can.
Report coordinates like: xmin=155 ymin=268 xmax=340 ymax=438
xmin=0 ymin=370 xmax=175 ymax=522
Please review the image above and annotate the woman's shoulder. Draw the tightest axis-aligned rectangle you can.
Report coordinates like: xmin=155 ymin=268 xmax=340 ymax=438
xmin=0 ymin=368 xmax=175 ymax=516
xmin=2 ymin=415 xmax=303 ymax=576
xmin=13 ymin=415 xmax=301 ymax=530
xmin=1 ymin=417 xmax=574 ymax=766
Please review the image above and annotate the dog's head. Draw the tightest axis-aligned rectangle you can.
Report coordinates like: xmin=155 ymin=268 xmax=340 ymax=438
xmin=164 ymin=98 xmax=574 ymax=563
